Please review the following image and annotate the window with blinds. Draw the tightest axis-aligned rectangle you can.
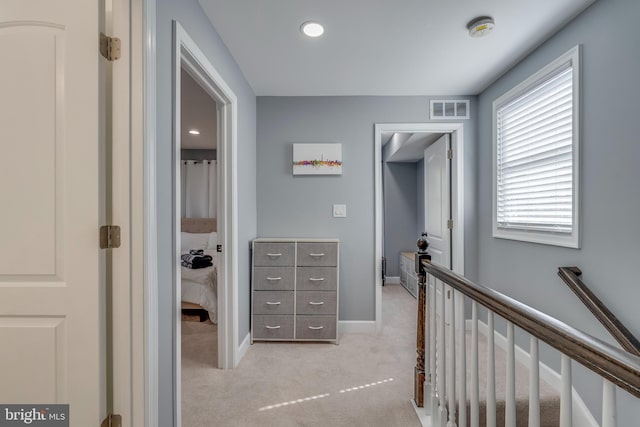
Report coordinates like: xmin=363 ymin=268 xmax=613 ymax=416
xmin=493 ymin=46 xmax=580 ymax=248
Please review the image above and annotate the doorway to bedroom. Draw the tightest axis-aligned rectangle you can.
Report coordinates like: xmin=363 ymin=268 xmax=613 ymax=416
xmin=179 ymin=66 xmax=221 ymax=371
xmin=173 ymin=21 xmax=241 ymax=426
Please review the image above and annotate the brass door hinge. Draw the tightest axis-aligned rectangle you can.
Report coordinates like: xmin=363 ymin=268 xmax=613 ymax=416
xmin=100 ymin=414 xmax=122 ymax=427
xmin=100 ymin=32 xmax=121 ymax=61
xmin=100 ymin=225 xmax=121 ymax=249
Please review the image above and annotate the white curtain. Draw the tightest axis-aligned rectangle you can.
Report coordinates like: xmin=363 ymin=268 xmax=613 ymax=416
xmin=181 ymin=160 xmax=217 ymax=218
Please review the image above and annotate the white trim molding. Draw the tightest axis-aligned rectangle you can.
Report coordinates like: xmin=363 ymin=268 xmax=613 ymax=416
xmin=492 ymin=45 xmax=581 ymax=249
xmin=385 ymin=276 xmax=400 ymax=285
xmin=141 ymin=0 xmax=157 ymax=425
xmin=374 ymin=122 xmax=465 ymax=333
xmin=237 ymin=332 xmax=251 ymax=363
xmin=173 ymin=20 xmax=240 ymax=427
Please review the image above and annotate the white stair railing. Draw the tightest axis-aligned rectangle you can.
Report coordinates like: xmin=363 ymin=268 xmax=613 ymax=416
xmin=413 ymin=255 xmax=640 ymax=427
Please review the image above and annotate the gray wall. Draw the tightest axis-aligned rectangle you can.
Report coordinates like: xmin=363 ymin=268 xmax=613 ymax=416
xmin=156 ymin=0 xmax=256 ymax=424
xmin=477 ymin=0 xmax=640 ymax=421
xmin=383 ymin=162 xmax=418 ymax=276
xmin=257 ymin=96 xmax=478 ymax=321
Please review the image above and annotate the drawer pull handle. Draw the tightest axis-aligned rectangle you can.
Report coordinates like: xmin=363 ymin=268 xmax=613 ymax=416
xmin=265 ymin=325 xmax=281 ymax=329
xmin=265 ymin=301 xmax=281 ymax=305
xmin=309 ymin=277 xmax=325 ymax=282
xmin=308 ymin=326 xmax=324 ymax=330
xmin=267 ymin=253 xmax=282 ymax=257
xmin=309 ymin=301 xmax=324 ymax=305
xmin=309 ymin=253 xmax=325 ymax=257
xmin=266 ymin=277 xmax=282 ymax=281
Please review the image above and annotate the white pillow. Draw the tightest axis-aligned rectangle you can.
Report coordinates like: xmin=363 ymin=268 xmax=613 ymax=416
xmin=181 ymin=232 xmax=210 ymax=252
xmin=207 ymin=232 xmax=218 ymax=250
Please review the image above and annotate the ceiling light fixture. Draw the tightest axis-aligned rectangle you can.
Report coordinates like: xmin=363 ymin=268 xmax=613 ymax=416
xmin=301 ymin=21 xmax=324 ymax=38
xmin=188 ymin=129 xmax=200 ymax=135
xmin=467 ymin=16 xmax=495 ymax=38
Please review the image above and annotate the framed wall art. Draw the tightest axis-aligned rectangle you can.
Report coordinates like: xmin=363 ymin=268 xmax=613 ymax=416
xmin=292 ymin=143 xmax=342 ymax=175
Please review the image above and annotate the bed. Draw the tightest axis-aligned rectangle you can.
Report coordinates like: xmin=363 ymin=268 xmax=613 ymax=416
xmin=181 ymin=218 xmax=218 ymax=323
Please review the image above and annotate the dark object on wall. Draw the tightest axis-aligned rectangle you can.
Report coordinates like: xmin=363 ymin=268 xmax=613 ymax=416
xmin=181 ymin=148 xmax=216 ymax=161
xmin=382 ymin=256 xmax=386 ymax=286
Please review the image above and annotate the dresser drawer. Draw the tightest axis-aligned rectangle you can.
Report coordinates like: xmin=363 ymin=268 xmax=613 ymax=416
xmin=253 ymin=315 xmax=294 ymax=340
xmin=297 ymin=267 xmax=337 ymax=291
xmin=253 ymin=242 xmax=295 ymax=266
xmin=253 ymin=267 xmax=295 ymax=291
xmin=253 ymin=291 xmax=294 ymax=315
xmin=296 ymin=291 xmax=337 ymax=315
xmin=296 ymin=316 xmax=336 ymax=340
xmin=297 ymin=243 xmax=338 ymax=266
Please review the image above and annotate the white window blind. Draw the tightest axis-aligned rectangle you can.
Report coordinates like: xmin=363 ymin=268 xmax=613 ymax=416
xmin=496 ymin=64 xmax=574 ymax=234
xmin=493 ymin=45 xmax=581 ymax=248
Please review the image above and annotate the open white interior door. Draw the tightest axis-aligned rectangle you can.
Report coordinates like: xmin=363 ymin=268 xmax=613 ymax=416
xmin=424 ymin=134 xmax=452 ymax=269
xmin=0 ymin=1 xmax=106 ymax=424
xmin=424 ymin=134 xmax=452 ymax=323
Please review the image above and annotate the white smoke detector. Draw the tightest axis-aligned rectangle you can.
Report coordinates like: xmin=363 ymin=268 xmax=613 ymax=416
xmin=467 ymin=16 xmax=495 ymax=38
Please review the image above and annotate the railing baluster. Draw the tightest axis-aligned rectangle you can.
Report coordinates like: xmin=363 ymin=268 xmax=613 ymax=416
xmin=505 ymin=322 xmax=516 ymax=427
xmin=560 ymin=355 xmax=573 ymax=427
xmin=458 ymin=291 xmax=467 ymax=427
xmin=414 ymin=258 xmax=640 ymax=427
xmin=487 ymin=311 xmax=496 ymax=427
xmin=430 ymin=275 xmax=438 ymax=416
xmin=470 ymin=302 xmax=479 ymax=427
xmin=602 ymin=379 xmax=616 ymax=427
xmin=424 ymin=271 xmax=431 ymax=413
xmin=528 ymin=336 xmax=540 ymax=427
xmin=439 ymin=279 xmax=448 ymax=427
xmin=447 ymin=286 xmax=456 ymax=427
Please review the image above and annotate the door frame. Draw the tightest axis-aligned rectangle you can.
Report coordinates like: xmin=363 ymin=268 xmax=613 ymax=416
xmin=374 ymin=123 xmax=465 ymax=332
xmin=130 ymin=5 xmax=242 ymax=426
xmin=172 ymin=18 xmax=239 ymax=420
xmin=110 ymin=0 xmax=152 ymax=425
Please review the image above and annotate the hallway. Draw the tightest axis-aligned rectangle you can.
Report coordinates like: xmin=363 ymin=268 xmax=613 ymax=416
xmin=181 ymin=283 xmax=421 ymax=426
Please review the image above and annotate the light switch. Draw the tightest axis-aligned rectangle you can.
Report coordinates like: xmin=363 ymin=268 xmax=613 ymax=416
xmin=333 ymin=204 xmax=347 ymax=218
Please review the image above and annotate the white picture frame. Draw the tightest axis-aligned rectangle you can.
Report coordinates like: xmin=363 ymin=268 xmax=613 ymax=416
xmin=292 ymin=143 xmax=343 ymax=175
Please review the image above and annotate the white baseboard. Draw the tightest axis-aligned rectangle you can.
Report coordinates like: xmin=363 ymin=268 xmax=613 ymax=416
xmin=339 ymin=321 xmax=376 ymax=334
xmin=385 ymin=276 xmax=400 ymax=285
xmin=236 ymin=332 xmax=251 ymax=366
xmin=411 ymin=399 xmax=434 ymax=427
xmin=469 ymin=319 xmax=598 ymax=427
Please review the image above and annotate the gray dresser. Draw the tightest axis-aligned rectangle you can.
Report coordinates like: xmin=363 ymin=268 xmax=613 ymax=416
xmin=251 ymin=238 xmax=339 ymax=344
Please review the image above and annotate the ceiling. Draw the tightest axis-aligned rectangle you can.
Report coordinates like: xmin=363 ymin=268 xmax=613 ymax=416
xmin=199 ymin=0 xmax=595 ymax=96
xmin=181 ymin=68 xmax=217 ymax=150
xmin=384 ymin=132 xmax=443 ymax=162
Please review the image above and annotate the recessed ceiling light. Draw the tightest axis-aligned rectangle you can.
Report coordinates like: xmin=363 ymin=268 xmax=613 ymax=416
xmin=467 ymin=16 xmax=495 ymax=38
xmin=188 ymin=129 xmax=200 ymax=135
xmin=301 ymin=21 xmax=324 ymax=38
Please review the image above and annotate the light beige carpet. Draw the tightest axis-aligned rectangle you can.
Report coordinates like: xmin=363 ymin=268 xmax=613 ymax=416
xmin=181 ymin=284 xmax=422 ymax=427
xmin=181 ymin=283 xmax=560 ymax=427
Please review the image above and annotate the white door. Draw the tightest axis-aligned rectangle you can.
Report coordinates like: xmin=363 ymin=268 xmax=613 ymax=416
xmin=0 ymin=1 xmax=105 ymax=425
xmin=424 ymin=134 xmax=451 ymax=269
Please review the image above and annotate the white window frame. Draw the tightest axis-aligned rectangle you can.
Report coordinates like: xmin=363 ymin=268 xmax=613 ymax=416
xmin=492 ymin=45 xmax=581 ymax=248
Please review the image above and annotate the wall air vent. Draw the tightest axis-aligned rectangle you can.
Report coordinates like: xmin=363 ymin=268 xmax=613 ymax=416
xmin=430 ymin=100 xmax=470 ymax=120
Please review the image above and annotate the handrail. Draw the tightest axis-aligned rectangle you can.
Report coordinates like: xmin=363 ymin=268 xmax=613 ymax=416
xmin=558 ymin=266 xmax=640 ymax=357
xmin=420 ymin=259 xmax=640 ymax=399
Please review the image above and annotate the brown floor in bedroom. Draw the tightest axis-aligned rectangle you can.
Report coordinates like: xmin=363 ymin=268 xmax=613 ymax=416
xmin=181 ymin=283 xmax=422 ymax=427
